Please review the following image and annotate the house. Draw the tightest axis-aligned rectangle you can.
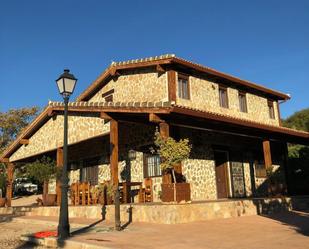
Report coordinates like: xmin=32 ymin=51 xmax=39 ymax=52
xmin=1 ymin=54 xmax=309 ymax=207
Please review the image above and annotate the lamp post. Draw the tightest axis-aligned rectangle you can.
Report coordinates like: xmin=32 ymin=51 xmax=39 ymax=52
xmin=55 ymin=69 xmax=77 ymax=239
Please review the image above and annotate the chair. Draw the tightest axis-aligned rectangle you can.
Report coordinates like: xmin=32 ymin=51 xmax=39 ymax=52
xmin=70 ymin=182 xmax=80 ymax=206
xmin=138 ymin=178 xmax=153 ymax=203
xmin=79 ymin=182 xmax=91 ymax=205
xmin=144 ymin=178 xmax=153 ymax=202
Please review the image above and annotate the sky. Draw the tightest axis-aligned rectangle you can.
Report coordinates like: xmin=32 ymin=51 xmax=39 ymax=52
xmin=0 ymin=0 xmax=308 ymax=118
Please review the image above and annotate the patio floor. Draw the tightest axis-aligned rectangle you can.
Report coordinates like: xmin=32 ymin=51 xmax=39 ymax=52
xmin=15 ymin=210 xmax=309 ymax=249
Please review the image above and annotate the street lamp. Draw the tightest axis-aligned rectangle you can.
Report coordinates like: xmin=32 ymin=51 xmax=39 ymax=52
xmin=56 ymin=69 xmax=77 ymax=239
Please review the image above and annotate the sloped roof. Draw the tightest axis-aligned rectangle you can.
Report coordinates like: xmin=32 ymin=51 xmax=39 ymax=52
xmin=77 ymin=54 xmax=290 ymax=101
xmin=1 ymin=101 xmax=308 ymax=162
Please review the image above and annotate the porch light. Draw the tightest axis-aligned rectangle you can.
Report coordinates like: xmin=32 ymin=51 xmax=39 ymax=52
xmin=56 ymin=69 xmax=77 ymax=97
xmin=128 ymin=149 xmax=136 ymax=160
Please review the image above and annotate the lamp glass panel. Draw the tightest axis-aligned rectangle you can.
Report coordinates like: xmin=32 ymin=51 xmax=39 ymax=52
xmin=63 ymin=78 xmax=76 ymax=94
xmin=56 ymin=78 xmax=64 ymax=94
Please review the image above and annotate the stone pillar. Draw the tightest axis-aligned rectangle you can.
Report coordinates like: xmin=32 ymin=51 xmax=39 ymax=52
xmin=6 ymin=162 xmax=15 ymax=207
xmin=56 ymin=147 xmax=63 ymax=206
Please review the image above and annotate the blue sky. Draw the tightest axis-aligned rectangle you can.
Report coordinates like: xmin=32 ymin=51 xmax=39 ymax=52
xmin=0 ymin=0 xmax=308 ymax=118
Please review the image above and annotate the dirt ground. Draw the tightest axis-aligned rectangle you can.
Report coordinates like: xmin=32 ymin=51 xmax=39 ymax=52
xmin=0 ymin=215 xmax=57 ymax=249
xmin=11 ymin=194 xmax=41 ymax=207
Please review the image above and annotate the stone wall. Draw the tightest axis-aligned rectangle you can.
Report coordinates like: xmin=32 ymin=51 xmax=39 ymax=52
xmin=176 ymin=73 xmax=280 ymax=126
xmin=15 ymin=196 xmax=301 ymax=224
xmin=182 ymin=146 xmax=217 ymax=200
xmin=89 ymin=68 xmax=168 ymax=103
xmin=10 ymin=113 xmax=109 ymax=162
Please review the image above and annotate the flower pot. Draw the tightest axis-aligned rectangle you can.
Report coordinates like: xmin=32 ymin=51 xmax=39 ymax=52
xmin=42 ymin=194 xmax=57 ymax=206
xmin=161 ymin=183 xmax=191 ymax=202
xmin=0 ymin=198 xmax=6 ymax=207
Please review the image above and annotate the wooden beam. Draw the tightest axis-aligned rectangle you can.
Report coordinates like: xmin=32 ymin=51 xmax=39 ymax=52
xmin=159 ymin=122 xmax=169 ymax=139
xmin=19 ymin=139 xmax=29 ymax=145
xmin=100 ymin=112 xmax=112 ymax=120
xmin=110 ymin=67 xmax=120 ymax=77
xmin=47 ymin=108 xmax=54 ymax=117
xmin=149 ymin=113 xmax=165 ymax=123
xmin=263 ymin=140 xmax=272 ymax=169
xmin=56 ymin=147 xmax=63 ymax=206
xmin=156 ymin=64 xmax=165 ymax=73
xmin=167 ymin=70 xmax=176 ymax=102
xmin=110 ymin=119 xmax=119 ymax=186
xmin=6 ymin=163 xmax=15 ymax=207
xmin=0 ymin=158 xmax=9 ymax=163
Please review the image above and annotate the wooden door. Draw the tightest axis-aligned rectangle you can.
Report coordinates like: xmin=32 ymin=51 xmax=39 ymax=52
xmin=214 ymin=151 xmax=229 ymax=199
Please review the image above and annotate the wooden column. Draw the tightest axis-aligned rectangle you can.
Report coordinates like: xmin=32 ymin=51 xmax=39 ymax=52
xmin=6 ymin=163 xmax=15 ymax=207
xmin=167 ymin=70 xmax=176 ymax=102
xmin=159 ymin=122 xmax=170 ymax=139
xmin=110 ymin=120 xmax=119 ymax=186
xmin=263 ymin=140 xmax=272 ymax=169
xmin=110 ymin=119 xmax=121 ymax=230
xmin=56 ymin=147 xmax=63 ymax=206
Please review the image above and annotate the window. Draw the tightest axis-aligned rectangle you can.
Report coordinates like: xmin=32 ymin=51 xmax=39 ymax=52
xmin=268 ymin=100 xmax=275 ymax=119
xmin=178 ymin=74 xmax=190 ymax=99
xmin=254 ymin=160 xmax=267 ymax=178
xmin=143 ymin=154 xmax=161 ymax=178
xmin=80 ymin=157 xmax=100 ymax=185
xmin=80 ymin=166 xmax=98 ymax=185
xmin=105 ymin=94 xmax=113 ymax=102
xmin=238 ymin=91 xmax=247 ymax=113
xmin=102 ymin=89 xmax=114 ymax=102
xmin=219 ymin=86 xmax=229 ymax=108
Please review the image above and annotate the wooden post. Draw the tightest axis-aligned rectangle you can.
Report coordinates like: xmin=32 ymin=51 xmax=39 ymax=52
xmin=6 ymin=163 xmax=15 ymax=207
xmin=167 ymin=70 xmax=176 ymax=102
xmin=56 ymin=147 xmax=63 ymax=206
xmin=110 ymin=120 xmax=119 ymax=186
xmin=110 ymin=119 xmax=121 ymax=230
xmin=159 ymin=122 xmax=169 ymax=139
xmin=263 ymin=140 xmax=272 ymax=169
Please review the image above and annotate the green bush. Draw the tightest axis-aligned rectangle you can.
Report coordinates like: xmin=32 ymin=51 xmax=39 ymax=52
xmin=25 ymin=157 xmax=59 ymax=184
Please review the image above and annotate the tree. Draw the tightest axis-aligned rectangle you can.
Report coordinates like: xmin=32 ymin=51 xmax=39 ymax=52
xmin=0 ymin=107 xmax=39 ymax=153
xmin=153 ymin=130 xmax=191 ymax=183
xmin=282 ymin=108 xmax=309 ymax=195
xmin=25 ymin=156 xmax=59 ymax=196
xmin=283 ymin=108 xmax=309 ymax=132
xmin=0 ymin=107 xmax=39 ymax=196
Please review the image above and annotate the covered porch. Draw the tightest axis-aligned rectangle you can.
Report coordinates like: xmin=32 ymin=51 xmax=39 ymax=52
xmin=1 ymin=101 xmax=309 ymax=208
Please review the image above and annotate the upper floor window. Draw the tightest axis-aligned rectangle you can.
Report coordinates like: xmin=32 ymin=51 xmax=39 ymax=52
xmin=143 ymin=154 xmax=161 ymax=178
xmin=268 ymin=100 xmax=275 ymax=119
xmin=238 ymin=91 xmax=247 ymax=113
xmin=105 ymin=95 xmax=113 ymax=102
xmin=178 ymin=74 xmax=190 ymax=100
xmin=102 ymin=89 xmax=114 ymax=102
xmin=219 ymin=86 xmax=229 ymax=108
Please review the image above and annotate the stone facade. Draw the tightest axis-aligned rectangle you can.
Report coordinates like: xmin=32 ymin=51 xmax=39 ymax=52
xmin=176 ymin=73 xmax=280 ymax=126
xmin=10 ymin=113 xmax=110 ymax=162
xmin=89 ymin=68 xmax=168 ymax=103
xmin=182 ymin=146 xmax=217 ymax=200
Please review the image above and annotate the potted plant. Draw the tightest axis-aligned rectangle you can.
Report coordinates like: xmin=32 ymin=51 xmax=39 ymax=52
xmin=153 ymin=131 xmax=192 ymax=203
xmin=26 ymin=157 xmax=59 ymax=206
xmin=0 ymin=164 xmax=6 ymax=207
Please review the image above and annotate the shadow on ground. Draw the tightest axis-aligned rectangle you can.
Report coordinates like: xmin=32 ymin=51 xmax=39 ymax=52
xmin=263 ymin=210 xmax=309 ymax=236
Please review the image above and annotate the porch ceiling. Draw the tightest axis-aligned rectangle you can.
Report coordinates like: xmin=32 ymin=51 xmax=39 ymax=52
xmin=1 ymin=100 xmax=308 ymax=162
